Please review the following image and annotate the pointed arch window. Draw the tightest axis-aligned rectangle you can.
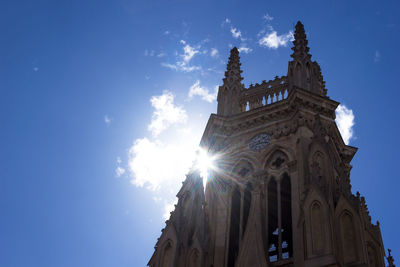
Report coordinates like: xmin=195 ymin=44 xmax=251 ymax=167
xmin=267 ymin=178 xmax=278 ymax=262
xmin=228 ymin=161 xmax=253 ymax=266
xmin=281 ymin=174 xmax=293 ymax=259
xmin=267 ymin=174 xmax=293 ymax=262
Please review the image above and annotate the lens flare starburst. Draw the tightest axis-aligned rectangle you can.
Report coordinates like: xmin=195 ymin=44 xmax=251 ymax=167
xmin=195 ymin=148 xmax=216 ymax=188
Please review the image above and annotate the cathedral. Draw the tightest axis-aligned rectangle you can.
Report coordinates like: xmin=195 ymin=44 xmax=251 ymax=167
xmin=148 ymin=21 xmax=395 ymax=267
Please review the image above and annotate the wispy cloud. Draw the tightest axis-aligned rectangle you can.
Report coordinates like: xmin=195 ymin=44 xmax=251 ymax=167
xmin=238 ymin=45 xmax=252 ymax=54
xmin=335 ymin=104 xmax=355 ymax=145
xmin=230 ymin=27 xmax=242 ymax=39
xmin=188 ymin=80 xmax=218 ymax=103
xmin=148 ymin=90 xmax=188 ymax=137
xmin=262 ymin=14 xmax=274 ymax=21
xmin=115 ymin=166 xmax=125 ymax=177
xmin=144 ymin=49 xmax=155 ymax=56
xmin=104 ymin=115 xmax=112 ymax=126
xmin=374 ymin=50 xmax=381 ymax=63
xmin=210 ymin=48 xmax=219 ymax=58
xmin=221 ymin=18 xmax=231 ymax=27
xmin=161 ymin=40 xmax=202 ymax=72
xmin=258 ymin=29 xmax=294 ymax=49
xmin=180 ymin=40 xmax=199 ymax=63
xmin=115 ymin=157 xmax=126 ymax=177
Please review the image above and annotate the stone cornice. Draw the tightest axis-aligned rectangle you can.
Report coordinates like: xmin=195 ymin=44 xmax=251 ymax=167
xmin=201 ymin=88 xmax=357 ymax=164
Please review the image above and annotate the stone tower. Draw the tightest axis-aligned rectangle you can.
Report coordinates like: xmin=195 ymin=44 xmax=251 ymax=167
xmin=148 ymin=21 xmax=394 ymax=267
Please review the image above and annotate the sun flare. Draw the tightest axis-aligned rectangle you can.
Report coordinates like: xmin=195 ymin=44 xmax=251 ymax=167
xmin=195 ymin=148 xmax=216 ymax=187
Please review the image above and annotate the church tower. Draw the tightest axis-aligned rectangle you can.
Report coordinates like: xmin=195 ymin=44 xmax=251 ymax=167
xmin=148 ymin=21 xmax=393 ymax=267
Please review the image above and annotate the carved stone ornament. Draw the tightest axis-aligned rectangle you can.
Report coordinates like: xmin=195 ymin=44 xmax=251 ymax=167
xmin=249 ymin=133 xmax=271 ymax=151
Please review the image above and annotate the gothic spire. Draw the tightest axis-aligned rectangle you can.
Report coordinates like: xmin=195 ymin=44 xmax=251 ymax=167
xmin=287 ymin=21 xmax=327 ymax=96
xmin=223 ymin=47 xmax=244 ymax=85
xmin=290 ymin=21 xmax=311 ymax=62
xmin=217 ymin=47 xmax=244 ymax=116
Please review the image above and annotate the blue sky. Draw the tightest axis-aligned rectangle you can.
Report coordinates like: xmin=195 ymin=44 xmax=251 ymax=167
xmin=1 ymin=0 xmax=399 ymax=266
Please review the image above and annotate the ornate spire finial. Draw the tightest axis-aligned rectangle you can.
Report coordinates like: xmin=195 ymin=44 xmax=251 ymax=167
xmin=224 ymin=47 xmax=243 ymax=83
xmin=290 ymin=21 xmax=311 ymax=61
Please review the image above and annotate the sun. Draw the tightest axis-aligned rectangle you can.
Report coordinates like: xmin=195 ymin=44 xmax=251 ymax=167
xmin=195 ymin=148 xmax=216 ymax=187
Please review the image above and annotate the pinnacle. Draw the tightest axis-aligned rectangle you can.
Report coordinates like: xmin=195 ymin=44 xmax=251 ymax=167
xmin=223 ymin=46 xmax=243 ymax=83
xmin=230 ymin=46 xmax=239 ymax=54
xmin=295 ymin=21 xmax=304 ymax=32
xmin=291 ymin=20 xmax=311 ymax=60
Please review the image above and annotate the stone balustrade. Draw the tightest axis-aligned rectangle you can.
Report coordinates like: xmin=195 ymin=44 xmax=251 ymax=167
xmin=240 ymin=76 xmax=289 ymax=112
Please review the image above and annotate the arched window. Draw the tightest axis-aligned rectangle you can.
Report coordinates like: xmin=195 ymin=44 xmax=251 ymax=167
xmin=281 ymin=174 xmax=293 ymax=259
xmin=267 ymin=174 xmax=293 ymax=262
xmin=340 ymin=212 xmax=358 ymax=264
xmin=268 ymin=178 xmax=278 ymax=262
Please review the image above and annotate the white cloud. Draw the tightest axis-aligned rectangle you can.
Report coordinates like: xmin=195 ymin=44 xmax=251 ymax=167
xmin=164 ymin=30 xmax=170 ymax=35
xmin=115 ymin=157 xmax=125 ymax=177
xmin=161 ymin=62 xmax=201 ymax=72
xmin=210 ymin=48 xmax=219 ymax=58
xmin=188 ymin=80 xmax=218 ymax=103
xmin=238 ymin=45 xmax=252 ymax=54
xmin=161 ymin=40 xmax=202 ymax=72
xmin=258 ymin=30 xmax=294 ymax=49
xmin=163 ymin=201 xmax=177 ymax=220
xmin=335 ymin=104 xmax=355 ymax=145
xmin=230 ymin=27 xmax=242 ymax=39
xmin=157 ymin=52 xmax=166 ymax=58
xmin=263 ymin=14 xmax=274 ymax=21
xmin=104 ymin=115 xmax=112 ymax=126
xmin=33 ymin=67 xmax=39 ymax=72
xmin=181 ymin=41 xmax=199 ymax=63
xmin=222 ymin=18 xmax=231 ymax=26
xmin=148 ymin=91 xmax=188 ymax=137
xmin=115 ymin=166 xmax=125 ymax=177
xmin=374 ymin=50 xmax=381 ymax=62
xmin=128 ymin=137 xmax=197 ymax=190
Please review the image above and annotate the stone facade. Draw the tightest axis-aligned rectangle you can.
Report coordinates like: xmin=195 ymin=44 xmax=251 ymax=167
xmin=148 ymin=21 xmax=394 ymax=267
